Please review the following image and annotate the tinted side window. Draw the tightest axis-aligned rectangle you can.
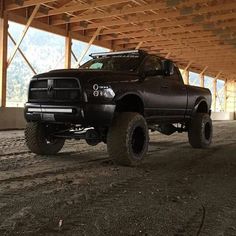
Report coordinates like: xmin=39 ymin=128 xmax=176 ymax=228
xmin=143 ymin=56 xmax=162 ymax=71
xmin=166 ymin=67 xmax=182 ymax=83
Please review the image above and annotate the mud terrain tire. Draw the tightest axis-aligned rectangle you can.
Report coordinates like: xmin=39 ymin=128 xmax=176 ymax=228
xmin=25 ymin=122 xmax=65 ymax=155
xmin=107 ymin=112 xmax=149 ymax=166
xmin=188 ymin=113 xmax=213 ymax=148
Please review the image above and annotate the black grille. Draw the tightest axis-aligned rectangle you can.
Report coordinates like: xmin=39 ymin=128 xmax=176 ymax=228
xmin=29 ymin=78 xmax=80 ymax=102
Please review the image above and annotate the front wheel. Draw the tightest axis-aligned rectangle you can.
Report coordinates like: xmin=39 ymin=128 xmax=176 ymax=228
xmin=107 ymin=112 xmax=149 ymax=166
xmin=188 ymin=113 xmax=213 ymax=148
xmin=25 ymin=122 xmax=65 ymax=155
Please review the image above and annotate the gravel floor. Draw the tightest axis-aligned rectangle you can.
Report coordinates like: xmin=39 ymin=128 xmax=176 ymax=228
xmin=0 ymin=121 xmax=236 ymax=236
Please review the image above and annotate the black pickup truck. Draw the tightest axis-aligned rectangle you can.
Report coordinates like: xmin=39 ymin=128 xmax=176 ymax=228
xmin=25 ymin=50 xmax=212 ymax=166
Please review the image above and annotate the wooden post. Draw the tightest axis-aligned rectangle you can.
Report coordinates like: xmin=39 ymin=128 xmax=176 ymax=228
xmin=65 ymin=31 xmax=72 ymax=69
xmin=0 ymin=12 xmax=8 ymax=107
xmin=183 ymin=61 xmax=192 ymax=85
xmin=213 ymin=78 xmax=217 ymax=111
xmin=224 ymin=79 xmax=228 ymax=112
xmin=183 ymin=70 xmax=189 ymax=85
xmin=213 ymin=72 xmax=221 ymax=112
xmin=199 ymin=66 xmax=208 ymax=87
xmin=200 ymin=74 xmax=204 ymax=87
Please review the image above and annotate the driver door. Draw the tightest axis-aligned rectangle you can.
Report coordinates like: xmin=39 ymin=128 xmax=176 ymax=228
xmin=141 ymin=56 xmax=165 ymax=118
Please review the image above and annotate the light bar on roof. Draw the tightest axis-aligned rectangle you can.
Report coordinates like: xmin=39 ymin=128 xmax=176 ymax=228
xmin=90 ymin=50 xmax=140 ymax=58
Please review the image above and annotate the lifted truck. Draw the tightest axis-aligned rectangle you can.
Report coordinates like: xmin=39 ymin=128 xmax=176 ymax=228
xmin=25 ymin=50 xmax=213 ymax=166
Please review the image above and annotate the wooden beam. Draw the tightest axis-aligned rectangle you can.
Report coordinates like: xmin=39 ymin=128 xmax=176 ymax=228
xmin=183 ymin=70 xmax=190 ymax=85
xmin=184 ymin=61 xmax=192 ymax=71
xmin=3 ymin=0 xmax=236 ymax=82
xmin=224 ymin=79 xmax=228 ymax=111
xmin=89 ymin=19 xmax=236 ymax=36
xmin=0 ymin=12 xmax=8 ymax=107
xmin=8 ymin=33 xmax=37 ymax=75
xmin=7 ymin=12 xmax=112 ymax=50
xmin=38 ymin=0 xmax=131 ymax=18
xmin=213 ymin=78 xmax=217 ymax=111
xmin=65 ymin=2 xmax=236 ymax=29
xmin=181 ymin=62 xmax=191 ymax=84
xmin=77 ymin=27 xmax=102 ymax=66
xmin=52 ymin=0 xmax=236 ymax=26
xmin=7 ymin=4 xmax=40 ymax=67
xmin=215 ymin=72 xmax=222 ymax=80
xmin=165 ymin=52 xmax=171 ymax=59
xmin=6 ymin=0 xmax=55 ymax=11
xmin=65 ymin=31 xmax=72 ymax=69
xmin=199 ymin=74 xmax=205 ymax=87
xmin=0 ymin=0 xmax=4 ymax=18
xmin=138 ymin=35 xmax=229 ymax=47
xmin=71 ymin=50 xmax=78 ymax=63
xmin=200 ymin=66 xmax=208 ymax=76
xmin=212 ymin=72 xmax=222 ymax=111
xmin=135 ymin=41 xmax=143 ymax=50
xmin=52 ymin=1 xmax=167 ymax=25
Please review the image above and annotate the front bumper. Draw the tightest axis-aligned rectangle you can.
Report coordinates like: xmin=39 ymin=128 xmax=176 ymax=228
xmin=24 ymin=103 xmax=116 ymax=126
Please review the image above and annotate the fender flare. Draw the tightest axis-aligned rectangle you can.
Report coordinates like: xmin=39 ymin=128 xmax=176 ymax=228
xmin=114 ymin=91 xmax=145 ymax=105
xmin=114 ymin=91 xmax=145 ymax=113
xmin=192 ymin=96 xmax=209 ymax=115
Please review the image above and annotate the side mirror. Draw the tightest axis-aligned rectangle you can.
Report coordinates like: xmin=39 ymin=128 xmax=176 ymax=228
xmin=162 ymin=60 xmax=174 ymax=76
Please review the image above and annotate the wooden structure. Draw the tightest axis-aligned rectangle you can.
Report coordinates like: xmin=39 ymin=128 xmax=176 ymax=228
xmin=0 ymin=0 xmax=236 ymax=110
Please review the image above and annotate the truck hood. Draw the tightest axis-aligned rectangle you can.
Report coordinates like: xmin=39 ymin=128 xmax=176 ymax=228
xmin=33 ymin=69 xmax=140 ymax=85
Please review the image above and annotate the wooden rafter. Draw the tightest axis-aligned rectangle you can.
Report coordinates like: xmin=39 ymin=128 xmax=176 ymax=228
xmin=8 ymin=33 xmax=37 ymax=74
xmin=200 ymin=66 xmax=209 ymax=76
xmin=1 ymin=0 xmax=236 ymax=82
xmin=6 ymin=0 xmax=56 ymax=11
xmin=7 ymin=4 xmax=40 ymax=66
xmin=36 ymin=0 xmax=131 ymax=18
xmin=77 ymin=27 xmax=102 ymax=66
xmin=135 ymin=41 xmax=143 ymax=50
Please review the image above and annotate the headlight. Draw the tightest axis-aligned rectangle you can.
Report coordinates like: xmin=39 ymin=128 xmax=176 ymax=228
xmin=92 ymin=84 xmax=115 ymax=98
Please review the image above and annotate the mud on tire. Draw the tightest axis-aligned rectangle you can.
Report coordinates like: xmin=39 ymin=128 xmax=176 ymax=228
xmin=188 ymin=113 xmax=213 ymax=148
xmin=107 ymin=112 xmax=149 ymax=166
xmin=25 ymin=122 xmax=65 ymax=155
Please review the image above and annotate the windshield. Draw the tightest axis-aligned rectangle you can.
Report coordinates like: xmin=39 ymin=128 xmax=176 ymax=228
xmin=79 ymin=56 xmax=143 ymax=72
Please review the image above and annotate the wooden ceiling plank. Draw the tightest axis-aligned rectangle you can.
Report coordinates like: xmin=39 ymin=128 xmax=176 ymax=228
xmin=37 ymin=0 xmax=131 ymax=18
xmin=52 ymin=1 xmax=236 ymax=26
xmin=6 ymin=0 xmax=56 ymax=11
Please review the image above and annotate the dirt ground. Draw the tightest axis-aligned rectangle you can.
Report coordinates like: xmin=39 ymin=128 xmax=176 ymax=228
xmin=0 ymin=121 xmax=236 ymax=236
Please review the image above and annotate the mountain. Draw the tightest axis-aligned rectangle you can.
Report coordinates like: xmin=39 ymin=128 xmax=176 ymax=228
xmin=7 ymin=21 xmax=108 ymax=107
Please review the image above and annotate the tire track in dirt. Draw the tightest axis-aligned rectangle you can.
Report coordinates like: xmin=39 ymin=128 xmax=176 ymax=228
xmin=0 ymin=123 xmax=236 ymax=235
xmin=0 ymin=155 xmax=110 ymax=190
xmin=27 ymin=148 xmax=208 ymax=236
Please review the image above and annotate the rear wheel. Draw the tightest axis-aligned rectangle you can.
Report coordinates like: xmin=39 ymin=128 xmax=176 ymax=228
xmin=107 ymin=112 xmax=149 ymax=166
xmin=188 ymin=113 xmax=213 ymax=148
xmin=25 ymin=122 xmax=65 ymax=155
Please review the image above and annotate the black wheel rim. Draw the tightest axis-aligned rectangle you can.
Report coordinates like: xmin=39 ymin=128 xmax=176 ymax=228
xmin=204 ymin=122 xmax=211 ymax=140
xmin=131 ymin=126 xmax=146 ymax=156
